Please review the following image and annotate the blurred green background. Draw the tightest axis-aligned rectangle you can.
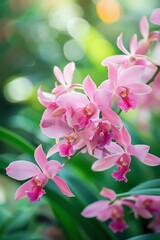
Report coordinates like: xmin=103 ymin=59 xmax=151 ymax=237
xmin=0 ymin=0 xmax=160 ymax=239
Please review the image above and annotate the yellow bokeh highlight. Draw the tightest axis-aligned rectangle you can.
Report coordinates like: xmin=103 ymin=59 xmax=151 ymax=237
xmin=96 ymin=0 xmax=121 ymax=24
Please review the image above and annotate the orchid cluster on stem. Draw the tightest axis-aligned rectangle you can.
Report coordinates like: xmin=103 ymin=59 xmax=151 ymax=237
xmin=6 ymin=8 xmax=160 ymax=234
xmin=82 ymin=187 xmax=160 ymax=233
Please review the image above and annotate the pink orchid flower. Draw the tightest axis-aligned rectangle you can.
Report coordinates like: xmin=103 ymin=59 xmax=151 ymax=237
xmin=102 ymin=33 xmax=157 ymax=82
xmin=38 ymin=62 xmax=82 ymax=108
xmin=92 ymin=126 xmax=160 ymax=182
xmin=150 ymin=8 xmax=160 ymax=25
xmin=99 ymin=63 xmax=152 ymax=111
xmin=102 ymin=33 xmax=149 ymax=68
xmin=47 ymin=131 xmax=86 ymax=159
xmin=81 ymin=187 xmax=128 ymax=233
xmin=52 ymin=62 xmax=82 ymax=96
xmin=125 ymin=195 xmax=160 ymax=232
xmin=6 ymin=145 xmax=74 ymax=203
xmin=148 ymin=214 xmax=160 ymax=232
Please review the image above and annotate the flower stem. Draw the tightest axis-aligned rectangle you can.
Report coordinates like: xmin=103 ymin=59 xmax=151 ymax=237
xmin=147 ymin=66 xmax=160 ymax=85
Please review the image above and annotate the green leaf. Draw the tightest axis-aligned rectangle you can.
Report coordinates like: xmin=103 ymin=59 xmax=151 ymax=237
xmin=0 ymin=126 xmax=34 ymax=155
xmin=129 ymin=179 xmax=160 ymax=191
xmin=126 ymin=233 xmax=160 ymax=240
xmin=117 ymin=188 xmax=160 ymax=198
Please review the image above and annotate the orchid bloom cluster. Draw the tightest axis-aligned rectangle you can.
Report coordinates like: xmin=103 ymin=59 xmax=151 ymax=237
xmin=82 ymin=187 xmax=160 ymax=233
xmin=6 ymin=8 xmax=160 ymax=233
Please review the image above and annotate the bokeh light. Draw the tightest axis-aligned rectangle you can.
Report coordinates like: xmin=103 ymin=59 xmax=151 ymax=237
xmin=4 ymin=77 xmax=33 ymax=103
xmin=96 ymin=0 xmax=121 ymax=24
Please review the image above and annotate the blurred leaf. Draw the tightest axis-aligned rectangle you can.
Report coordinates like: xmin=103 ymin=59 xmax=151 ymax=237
xmin=129 ymin=179 xmax=160 ymax=191
xmin=46 ymin=181 xmax=116 ymax=240
xmin=126 ymin=233 xmax=160 ymax=240
xmin=0 ymin=126 xmax=34 ymax=155
xmin=117 ymin=188 xmax=160 ymax=198
xmin=0 ymin=232 xmax=47 ymax=240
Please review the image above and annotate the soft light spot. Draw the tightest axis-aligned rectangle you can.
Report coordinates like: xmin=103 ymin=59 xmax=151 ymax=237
xmin=96 ymin=0 xmax=121 ymax=24
xmin=49 ymin=4 xmax=83 ymax=31
xmin=63 ymin=39 xmax=85 ymax=61
xmin=67 ymin=18 xmax=90 ymax=40
xmin=4 ymin=77 xmax=33 ymax=103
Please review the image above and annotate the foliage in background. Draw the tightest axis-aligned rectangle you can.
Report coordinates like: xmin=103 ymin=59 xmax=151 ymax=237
xmin=0 ymin=0 xmax=160 ymax=240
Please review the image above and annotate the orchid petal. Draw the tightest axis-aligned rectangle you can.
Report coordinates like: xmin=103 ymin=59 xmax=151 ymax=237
xmin=63 ymin=62 xmax=75 ymax=85
xmin=150 ymin=8 xmax=160 ymax=25
xmin=126 ymin=83 xmax=152 ymax=95
xmin=47 ymin=142 xmax=60 ymax=158
xmin=15 ymin=179 xmax=33 ymax=200
xmin=92 ymin=154 xmax=121 ymax=171
xmin=56 ymin=92 xmax=89 ymax=111
xmin=81 ymin=200 xmax=109 ymax=218
xmin=108 ymin=63 xmax=118 ymax=86
xmin=83 ymin=75 xmax=97 ymax=101
xmin=129 ymin=34 xmax=138 ymax=55
xmin=53 ymin=176 xmax=74 ymax=197
xmin=45 ymin=160 xmax=63 ymax=178
xmin=118 ymin=65 xmax=145 ymax=85
xmin=140 ymin=153 xmax=160 ymax=166
xmin=93 ymin=89 xmax=112 ymax=109
xmin=140 ymin=16 xmax=149 ymax=38
xmin=117 ymin=33 xmax=130 ymax=55
xmin=106 ymin=142 xmax=124 ymax=154
xmin=34 ymin=145 xmax=48 ymax=172
xmin=120 ymin=126 xmax=131 ymax=146
xmin=38 ymin=86 xmax=55 ymax=107
xmin=6 ymin=161 xmax=41 ymax=180
xmin=40 ymin=106 xmax=72 ymax=138
xmin=101 ymin=55 xmax=128 ymax=66
xmin=100 ymin=187 xmax=116 ymax=200
xmin=103 ymin=108 xmax=123 ymax=127
xmin=53 ymin=66 xmax=65 ymax=85
xmin=128 ymin=144 xmax=149 ymax=161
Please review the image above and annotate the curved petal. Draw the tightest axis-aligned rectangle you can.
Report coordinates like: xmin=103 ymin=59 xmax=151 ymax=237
xmin=53 ymin=176 xmax=74 ymax=197
xmin=100 ymin=188 xmax=116 ymax=200
xmin=53 ymin=66 xmax=65 ymax=85
xmin=38 ymin=86 xmax=55 ymax=107
xmin=105 ymin=142 xmax=124 ymax=154
xmin=45 ymin=160 xmax=63 ymax=178
xmin=117 ymin=33 xmax=130 ymax=55
xmin=129 ymin=34 xmax=138 ymax=55
xmin=6 ymin=161 xmax=41 ymax=180
xmin=56 ymin=91 xmax=89 ymax=111
xmin=101 ymin=55 xmax=128 ymax=66
xmin=150 ymin=8 xmax=160 ymax=25
xmin=92 ymin=154 xmax=121 ymax=171
xmin=108 ymin=63 xmax=118 ymax=88
xmin=118 ymin=65 xmax=145 ymax=85
xmin=120 ymin=126 xmax=131 ymax=146
xmin=81 ymin=200 xmax=109 ymax=218
xmin=47 ymin=142 xmax=60 ymax=158
xmin=102 ymin=108 xmax=123 ymax=127
xmin=34 ymin=145 xmax=47 ymax=172
xmin=40 ymin=106 xmax=72 ymax=138
xmin=93 ymin=89 xmax=112 ymax=109
xmin=140 ymin=16 xmax=149 ymax=38
xmin=128 ymin=144 xmax=149 ymax=161
xmin=126 ymin=83 xmax=152 ymax=95
xmin=83 ymin=75 xmax=97 ymax=101
xmin=139 ymin=153 xmax=160 ymax=166
xmin=63 ymin=62 xmax=75 ymax=86
xmin=15 ymin=179 xmax=33 ymax=200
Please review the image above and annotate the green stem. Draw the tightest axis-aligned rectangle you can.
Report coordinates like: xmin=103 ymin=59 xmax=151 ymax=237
xmin=147 ymin=66 xmax=160 ymax=85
